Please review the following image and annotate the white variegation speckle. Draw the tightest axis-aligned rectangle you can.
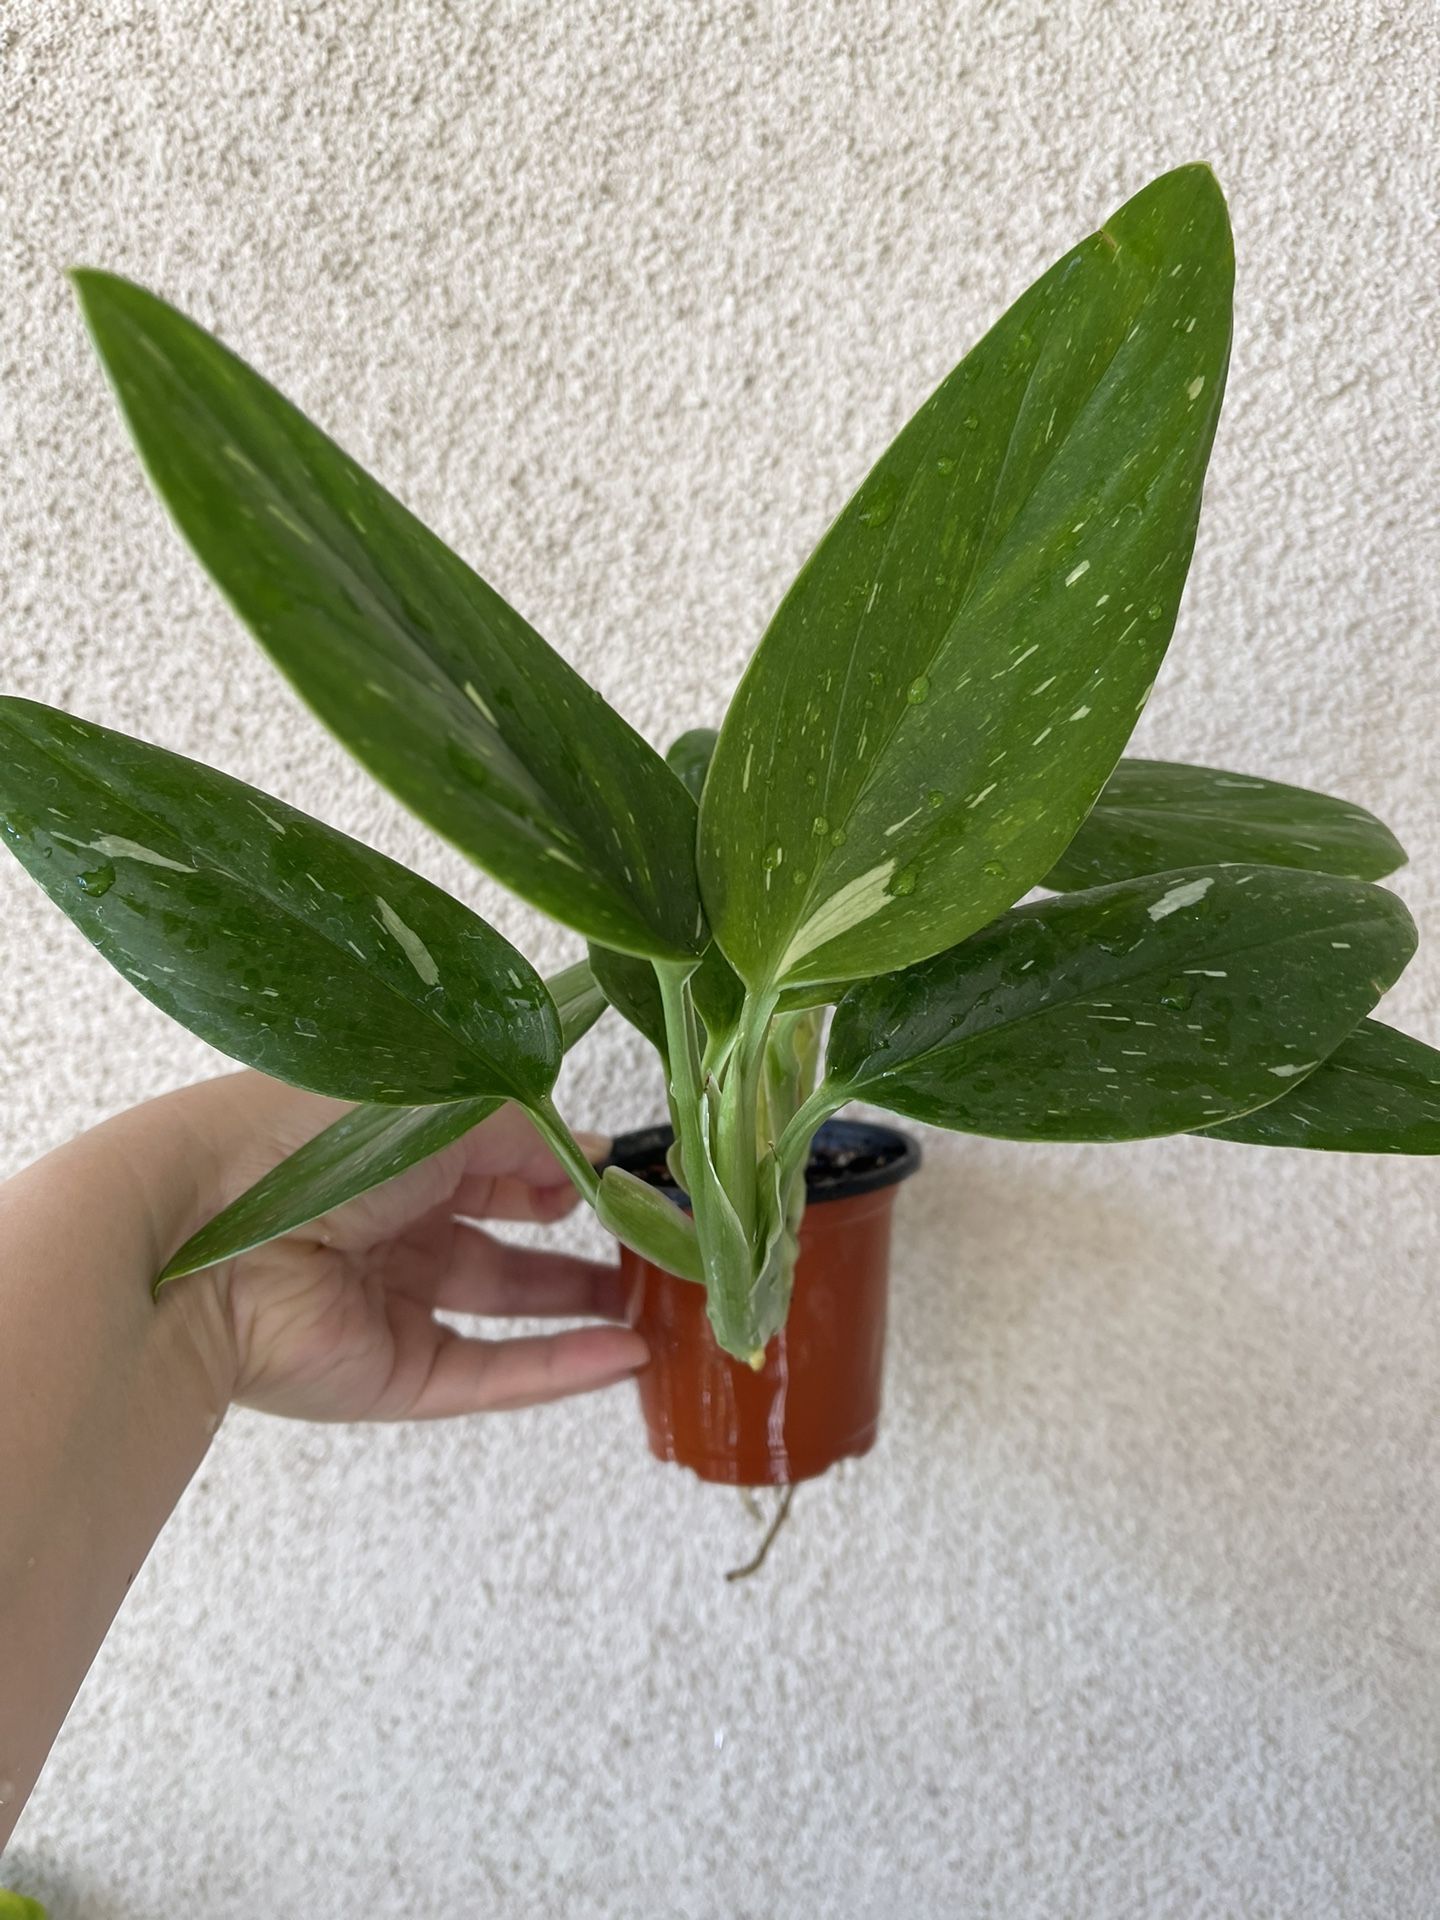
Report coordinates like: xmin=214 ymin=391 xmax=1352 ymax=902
xmin=997 ymin=643 xmax=1039 ymax=676
xmin=222 ymin=443 xmax=260 ymax=476
xmin=375 ymin=896 xmax=439 ymax=987
xmin=266 ymin=503 xmax=314 ymax=544
xmin=90 ymin=835 xmax=196 ymax=874
xmin=1186 ymin=376 xmax=1206 ymax=400
xmin=1269 ymin=1062 xmax=1316 ymax=1078
xmin=463 ymin=682 xmax=497 ymax=725
xmin=777 ymin=862 xmax=897 ymax=975
xmin=1148 ymin=876 xmax=1214 ymax=921
xmin=1064 ymin=560 xmax=1091 ymax=586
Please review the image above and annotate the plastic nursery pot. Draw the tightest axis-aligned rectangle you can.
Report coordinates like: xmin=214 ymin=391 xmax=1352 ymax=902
xmin=606 ymin=1119 xmax=922 ymax=1487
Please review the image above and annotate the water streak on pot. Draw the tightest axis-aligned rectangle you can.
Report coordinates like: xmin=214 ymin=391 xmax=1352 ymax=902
xmin=767 ymin=1328 xmax=791 ymax=1482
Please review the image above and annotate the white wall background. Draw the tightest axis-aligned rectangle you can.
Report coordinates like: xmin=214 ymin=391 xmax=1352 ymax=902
xmin=4 ymin=2 xmax=1438 ymax=1913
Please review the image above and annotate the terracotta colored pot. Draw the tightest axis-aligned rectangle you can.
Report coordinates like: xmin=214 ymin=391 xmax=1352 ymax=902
xmin=607 ymin=1119 xmax=921 ymax=1486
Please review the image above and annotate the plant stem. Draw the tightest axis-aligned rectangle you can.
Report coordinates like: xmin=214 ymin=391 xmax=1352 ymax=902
xmin=654 ymin=960 xmax=708 ymax=1192
xmin=527 ymin=1094 xmax=602 ymax=1208
xmin=774 ymin=1080 xmax=846 ymax=1178
xmin=715 ymin=986 xmax=777 ymax=1238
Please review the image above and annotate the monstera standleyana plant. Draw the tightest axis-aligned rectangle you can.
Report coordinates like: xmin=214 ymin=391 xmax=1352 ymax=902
xmin=3 ymin=166 xmax=1435 ymax=1367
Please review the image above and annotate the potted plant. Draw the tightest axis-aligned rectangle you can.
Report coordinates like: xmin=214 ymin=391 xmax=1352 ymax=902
xmin=3 ymin=167 xmax=1435 ymax=1489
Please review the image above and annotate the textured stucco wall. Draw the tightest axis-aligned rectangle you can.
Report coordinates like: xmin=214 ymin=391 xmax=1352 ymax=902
xmin=4 ymin=2 xmax=1439 ymax=1914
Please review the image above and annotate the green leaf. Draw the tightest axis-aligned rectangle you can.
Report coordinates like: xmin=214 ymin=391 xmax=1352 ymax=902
xmin=1201 ymin=1018 xmax=1440 ymax=1154
xmin=159 ymin=961 xmax=604 ymax=1282
xmin=168 ymin=1102 xmax=498 ymax=1282
xmin=825 ymin=866 xmax=1416 ymax=1142
xmin=588 ymin=941 xmax=668 ymax=1060
xmin=0 ymin=1894 xmax=48 ymax=1920
xmin=592 ymin=720 xmax=848 ymax=1050
xmin=595 ymin=1165 xmax=704 ymax=1283
xmin=699 ymin=166 xmax=1234 ymax=990
xmin=70 ymin=270 xmax=704 ymax=962
xmin=690 ymin=943 xmax=746 ymax=1046
xmin=0 ymin=699 xmax=559 ymax=1106
xmin=667 ymin=727 xmax=720 ymax=803
xmin=588 ymin=935 xmax=828 ymax=1066
xmin=542 ymin=956 xmax=609 ymax=1050
xmin=1046 ymin=757 xmax=1407 ymax=891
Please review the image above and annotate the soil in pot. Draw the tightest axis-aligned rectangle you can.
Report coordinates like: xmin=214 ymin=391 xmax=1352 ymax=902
xmin=606 ymin=1119 xmax=921 ymax=1487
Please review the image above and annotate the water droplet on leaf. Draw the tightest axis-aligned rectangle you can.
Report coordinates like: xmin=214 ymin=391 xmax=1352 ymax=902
xmin=858 ymin=481 xmax=897 ymax=528
xmin=982 ymin=860 xmax=1007 ymax=880
xmin=811 ymin=816 xmax=829 ymax=837
xmin=891 ymin=866 xmax=918 ymax=897
xmin=1159 ymin=976 xmax=1195 ymax=1011
xmin=829 ymin=828 xmax=848 ymax=848
xmin=906 ymin=675 xmax=930 ymax=705
xmin=77 ymin=863 xmax=116 ymax=896
xmin=927 ymin=789 xmax=944 ymax=809
xmin=762 ymin=843 xmax=784 ymax=872
xmin=935 ymin=456 xmax=956 ymax=475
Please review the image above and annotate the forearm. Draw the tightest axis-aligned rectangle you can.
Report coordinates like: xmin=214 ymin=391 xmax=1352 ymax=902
xmin=0 ymin=1086 xmax=236 ymax=1847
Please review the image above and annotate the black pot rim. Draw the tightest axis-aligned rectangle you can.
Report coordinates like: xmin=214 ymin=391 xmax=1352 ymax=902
xmin=605 ymin=1115 xmax=922 ymax=1206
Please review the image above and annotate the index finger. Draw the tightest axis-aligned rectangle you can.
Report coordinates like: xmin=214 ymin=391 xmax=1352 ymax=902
xmin=451 ymin=1106 xmax=609 ymax=1221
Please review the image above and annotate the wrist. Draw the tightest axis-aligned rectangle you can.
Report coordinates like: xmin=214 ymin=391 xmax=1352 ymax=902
xmin=86 ymin=1082 xmax=242 ymax=1411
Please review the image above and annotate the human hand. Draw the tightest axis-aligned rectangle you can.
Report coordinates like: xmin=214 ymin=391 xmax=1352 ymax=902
xmin=139 ymin=1071 xmax=645 ymax=1424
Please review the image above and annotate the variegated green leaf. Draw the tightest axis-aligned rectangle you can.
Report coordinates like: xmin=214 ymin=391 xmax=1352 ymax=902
xmin=825 ymin=867 xmax=1415 ymax=1141
xmin=72 ymin=270 xmax=704 ymax=961
xmin=700 ymin=166 xmax=1234 ymax=990
xmin=159 ymin=962 xmax=605 ymax=1282
xmin=1046 ymin=758 xmax=1406 ymax=891
xmin=1201 ymin=1018 xmax=1440 ymax=1153
xmin=595 ymin=1165 xmax=704 ymax=1284
xmin=0 ymin=699 xmax=558 ymax=1105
